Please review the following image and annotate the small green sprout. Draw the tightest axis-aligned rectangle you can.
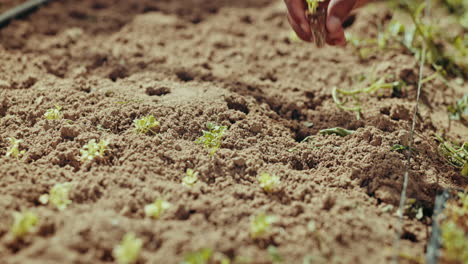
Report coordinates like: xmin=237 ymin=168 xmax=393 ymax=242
xmin=305 ymin=0 xmax=325 ymax=13
xmin=332 ymin=77 xmax=403 ymax=120
xmin=182 ymin=169 xmax=199 ymax=187
xmin=447 ymin=94 xmax=468 ymax=120
xmin=144 ymin=198 xmax=171 ymax=219
xmin=395 ymin=198 xmax=425 ymax=219
xmin=134 ymin=115 xmax=159 ymax=134
xmin=195 ymin=122 xmax=227 ymax=155
xmin=113 ymin=232 xmax=143 ymax=264
xmin=80 ymin=139 xmax=109 ymax=162
xmin=391 ymin=144 xmax=410 ymax=152
xmin=436 ymin=135 xmax=468 ymax=177
xmin=440 ymin=192 xmax=468 ymax=263
xmin=257 ymin=172 xmax=281 ymax=193
xmin=319 ymin=127 xmax=354 ymax=137
xmin=39 ymin=183 xmax=73 ymax=211
xmin=5 ymin=137 xmax=26 ymax=159
xmin=180 ymin=248 xmax=213 ymax=264
xmin=250 ymin=213 xmax=277 ymax=239
xmin=44 ymin=105 xmax=63 ymax=120
xmin=10 ymin=211 xmax=38 ymax=238
xmin=268 ymin=246 xmax=284 ymax=263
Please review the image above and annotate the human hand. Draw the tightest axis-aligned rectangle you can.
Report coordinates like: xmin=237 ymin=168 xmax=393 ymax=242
xmin=284 ymin=0 xmax=370 ymax=46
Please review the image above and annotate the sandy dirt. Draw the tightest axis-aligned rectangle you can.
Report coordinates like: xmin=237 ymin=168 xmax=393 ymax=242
xmin=0 ymin=0 xmax=467 ymax=263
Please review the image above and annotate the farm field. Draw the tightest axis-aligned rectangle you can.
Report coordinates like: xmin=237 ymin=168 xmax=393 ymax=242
xmin=0 ymin=0 xmax=467 ymax=263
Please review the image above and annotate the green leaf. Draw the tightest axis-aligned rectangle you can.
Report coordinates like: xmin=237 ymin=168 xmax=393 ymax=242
xmin=181 ymin=248 xmax=213 ymax=264
xmin=250 ymin=213 xmax=277 ymax=239
xmin=195 ymin=123 xmax=227 ymax=155
xmin=134 ymin=115 xmax=160 ymax=134
xmin=257 ymin=172 xmax=281 ymax=193
xmin=113 ymin=233 xmax=143 ymax=264
xmin=319 ymin=127 xmax=354 ymax=137
xmin=10 ymin=211 xmax=38 ymax=238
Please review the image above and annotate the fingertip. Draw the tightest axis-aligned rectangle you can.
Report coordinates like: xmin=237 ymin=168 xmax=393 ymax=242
xmin=326 ymin=15 xmax=341 ymax=34
xmin=287 ymin=14 xmax=312 ymax=42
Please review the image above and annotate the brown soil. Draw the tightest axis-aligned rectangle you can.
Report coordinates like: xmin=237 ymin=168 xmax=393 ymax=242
xmin=0 ymin=0 xmax=466 ymax=263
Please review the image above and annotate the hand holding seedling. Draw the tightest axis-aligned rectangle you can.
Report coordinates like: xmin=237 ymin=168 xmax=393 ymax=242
xmin=284 ymin=0 xmax=370 ymax=46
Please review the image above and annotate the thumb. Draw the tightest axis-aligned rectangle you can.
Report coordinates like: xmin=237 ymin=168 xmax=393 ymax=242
xmin=326 ymin=0 xmax=357 ymax=45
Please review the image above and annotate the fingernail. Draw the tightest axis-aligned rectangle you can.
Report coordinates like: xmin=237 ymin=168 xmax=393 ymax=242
xmin=327 ymin=15 xmax=341 ymax=33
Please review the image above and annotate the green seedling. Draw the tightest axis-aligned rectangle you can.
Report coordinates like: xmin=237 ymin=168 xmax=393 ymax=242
xmin=80 ymin=139 xmax=109 ymax=162
xmin=391 ymin=144 xmax=411 ymax=153
xmin=319 ymin=127 xmax=354 ymax=137
xmin=436 ymin=135 xmax=468 ymax=177
xmin=134 ymin=115 xmax=159 ymax=134
xmin=395 ymin=1 xmax=467 ymax=77
xmin=305 ymin=0 xmax=325 ymax=13
xmin=44 ymin=105 xmax=63 ymax=120
xmin=10 ymin=211 xmax=38 ymax=239
xmin=113 ymin=232 xmax=143 ymax=264
xmin=440 ymin=192 xmax=468 ymax=263
xmin=250 ymin=213 xmax=277 ymax=239
xmin=39 ymin=182 xmax=73 ymax=211
xmin=332 ymin=76 xmax=403 ymax=120
xmin=268 ymin=246 xmax=284 ymax=263
xmin=144 ymin=198 xmax=171 ymax=219
xmin=257 ymin=172 xmax=281 ymax=193
xmin=349 ymin=1 xmax=467 ymax=77
xmin=182 ymin=168 xmax=199 ymax=187
xmin=395 ymin=198 xmax=425 ymax=220
xmin=195 ymin=122 xmax=227 ymax=155
xmin=448 ymin=94 xmax=468 ymax=120
xmin=180 ymin=248 xmax=213 ymax=264
xmin=5 ymin=137 xmax=26 ymax=159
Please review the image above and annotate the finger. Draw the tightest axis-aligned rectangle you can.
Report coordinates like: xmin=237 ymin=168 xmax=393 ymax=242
xmin=284 ymin=0 xmax=311 ymax=39
xmin=287 ymin=13 xmax=312 ymax=42
xmin=326 ymin=15 xmax=346 ymax=45
xmin=327 ymin=0 xmax=357 ymax=45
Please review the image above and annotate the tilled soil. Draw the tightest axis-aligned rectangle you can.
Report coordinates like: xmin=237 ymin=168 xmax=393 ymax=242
xmin=0 ymin=0 xmax=466 ymax=263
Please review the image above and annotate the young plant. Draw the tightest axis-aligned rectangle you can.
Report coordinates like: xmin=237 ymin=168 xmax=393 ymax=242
xmin=134 ymin=115 xmax=159 ymax=134
xmin=332 ymin=75 xmax=403 ymax=120
xmin=447 ymin=94 xmax=468 ymax=120
xmin=394 ymin=1 xmax=467 ymax=77
xmin=436 ymin=135 xmax=468 ymax=177
xmin=181 ymin=248 xmax=213 ymax=264
xmin=80 ymin=139 xmax=109 ymax=162
xmin=39 ymin=183 xmax=73 ymax=211
xmin=305 ymin=0 xmax=325 ymax=13
xmin=440 ymin=192 xmax=468 ymax=263
xmin=305 ymin=0 xmax=326 ymax=47
xmin=10 ymin=211 xmax=38 ymax=239
xmin=268 ymin=245 xmax=284 ymax=263
xmin=5 ymin=137 xmax=26 ymax=159
xmin=182 ymin=169 xmax=199 ymax=187
xmin=44 ymin=105 xmax=63 ymax=120
xmin=319 ymin=127 xmax=355 ymax=137
xmin=195 ymin=122 xmax=227 ymax=155
xmin=391 ymin=144 xmax=409 ymax=152
xmin=144 ymin=198 xmax=171 ymax=219
xmin=113 ymin=232 xmax=143 ymax=264
xmin=250 ymin=213 xmax=277 ymax=239
xmin=257 ymin=172 xmax=281 ymax=193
